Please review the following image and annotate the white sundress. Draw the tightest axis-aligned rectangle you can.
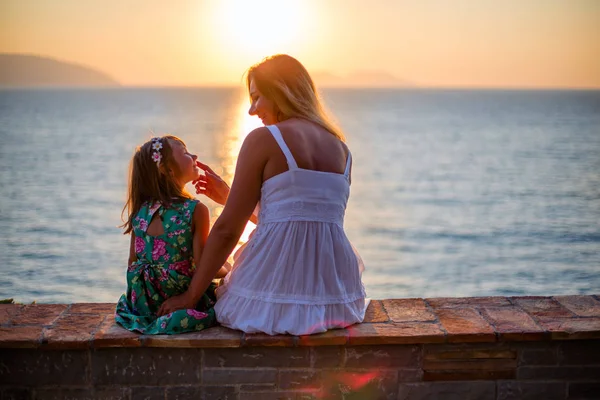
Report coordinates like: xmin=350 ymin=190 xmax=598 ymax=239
xmin=214 ymin=125 xmax=367 ymax=335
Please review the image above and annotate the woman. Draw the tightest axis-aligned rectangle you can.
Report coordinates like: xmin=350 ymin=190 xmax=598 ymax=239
xmin=158 ymin=54 xmax=366 ymax=335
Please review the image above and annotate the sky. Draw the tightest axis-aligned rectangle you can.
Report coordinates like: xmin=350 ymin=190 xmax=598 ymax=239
xmin=1 ymin=0 xmax=599 ymax=88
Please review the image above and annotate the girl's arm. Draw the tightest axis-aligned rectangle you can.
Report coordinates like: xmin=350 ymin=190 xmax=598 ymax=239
xmin=157 ymin=127 xmax=268 ymax=316
xmin=128 ymin=233 xmax=137 ymax=266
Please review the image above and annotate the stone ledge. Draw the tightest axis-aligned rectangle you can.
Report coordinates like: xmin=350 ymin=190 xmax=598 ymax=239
xmin=0 ymin=295 xmax=599 ymax=349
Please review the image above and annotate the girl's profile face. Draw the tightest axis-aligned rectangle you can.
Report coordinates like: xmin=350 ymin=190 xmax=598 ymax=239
xmin=248 ymin=79 xmax=278 ymax=126
xmin=169 ymin=139 xmax=200 ymax=184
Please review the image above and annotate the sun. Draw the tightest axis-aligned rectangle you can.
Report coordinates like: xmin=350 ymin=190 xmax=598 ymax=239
xmin=211 ymin=0 xmax=307 ymax=60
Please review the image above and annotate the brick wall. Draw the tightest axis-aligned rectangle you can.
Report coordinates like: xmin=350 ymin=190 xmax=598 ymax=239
xmin=1 ymin=295 xmax=599 ymax=399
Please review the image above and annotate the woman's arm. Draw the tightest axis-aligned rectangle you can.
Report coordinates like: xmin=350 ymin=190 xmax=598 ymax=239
xmin=191 ymin=202 xmax=210 ymax=270
xmin=157 ymin=128 xmax=268 ymax=315
xmin=215 ymin=261 xmax=232 ymax=278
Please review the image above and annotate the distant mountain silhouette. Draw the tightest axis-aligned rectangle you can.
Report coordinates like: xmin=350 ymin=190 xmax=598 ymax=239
xmin=312 ymin=70 xmax=412 ymax=88
xmin=0 ymin=54 xmax=119 ymax=88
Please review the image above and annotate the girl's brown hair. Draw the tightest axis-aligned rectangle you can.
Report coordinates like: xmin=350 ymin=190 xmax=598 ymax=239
xmin=120 ymin=135 xmax=193 ymax=234
xmin=246 ymin=54 xmax=346 ymax=142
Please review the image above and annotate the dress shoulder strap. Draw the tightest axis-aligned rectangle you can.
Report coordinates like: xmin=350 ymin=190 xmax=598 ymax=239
xmin=266 ymin=125 xmax=298 ymax=169
xmin=344 ymin=151 xmax=352 ymax=177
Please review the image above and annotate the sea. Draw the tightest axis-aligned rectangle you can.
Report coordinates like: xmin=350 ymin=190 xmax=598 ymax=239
xmin=0 ymin=87 xmax=599 ymax=303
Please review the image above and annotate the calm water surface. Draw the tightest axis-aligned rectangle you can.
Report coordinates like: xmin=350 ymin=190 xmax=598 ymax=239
xmin=0 ymin=88 xmax=599 ymax=302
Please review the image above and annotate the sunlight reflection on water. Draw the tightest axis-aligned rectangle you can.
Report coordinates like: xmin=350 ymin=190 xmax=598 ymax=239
xmin=215 ymin=96 xmax=261 ymax=253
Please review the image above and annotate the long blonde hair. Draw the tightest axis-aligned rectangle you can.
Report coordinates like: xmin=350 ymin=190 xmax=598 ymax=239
xmin=120 ymin=135 xmax=193 ymax=234
xmin=246 ymin=54 xmax=346 ymax=141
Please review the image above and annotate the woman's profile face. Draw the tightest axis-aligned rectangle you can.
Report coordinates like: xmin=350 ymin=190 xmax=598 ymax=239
xmin=248 ymin=79 xmax=278 ymax=126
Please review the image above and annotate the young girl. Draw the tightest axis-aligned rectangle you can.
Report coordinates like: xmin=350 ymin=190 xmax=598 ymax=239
xmin=115 ymin=135 xmax=229 ymax=334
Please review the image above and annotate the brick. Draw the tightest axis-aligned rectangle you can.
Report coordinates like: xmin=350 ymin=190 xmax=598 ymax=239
xmin=203 ymin=368 xmax=277 ymax=385
xmin=142 ymin=326 xmax=242 ymax=348
xmin=383 ymin=299 xmax=436 ymax=322
xmin=42 ymin=313 xmax=105 ymax=349
xmin=347 ymin=322 xmax=446 ymax=345
xmin=34 ymin=388 xmax=129 ymax=400
xmin=311 ymin=346 xmax=344 ymax=368
xmin=423 ymin=343 xmax=517 ymax=381
xmin=1 ymin=387 xmax=32 ymax=400
xmin=568 ymin=382 xmax=600 ymax=399
xmin=481 ymin=306 xmax=547 ymax=341
xmin=397 ymin=368 xmax=423 ymax=382
xmin=424 ymin=369 xmax=515 ymax=381
xmin=298 ymin=329 xmax=348 ymax=346
xmin=554 ymin=295 xmax=600 ymax=317
xmin=424 ymin=358 xmax=517 ymax=371
xmin=11 ymin=304 xmax=68 ymax=326
xmin=398 ymin=382 xmax=495 ymax=400
xmin=69 ymin=303 xmax=116 ymax=314
xmin=93 ymin=316 xmax=142 ymax=348
xmin=278 ymin=370 xmax=321 ymax=390
xmin=243 ymin=332 xmax=297 ymax=347
xmin=363 ymin=300 xmax=389 ymax=323
xmin=131 ymin=387 xmax=166 ymax=400
xmin=512 ymin=297 xmax=574 ymax=318
xmin=0 ymin=304 xmax=22 ymax=325
xmin=497 ymin=381 xmax=566 ymax=400
xmin=535 ymin=317 xmax=600 ymax=340
xmin=165 ymin=387 xmax=202 ymax=400
xmin=517 ymin=343 xmax=559 ymax=366
xmin=518 ymin=366 xmax=600 ymax=380
xmin=0 ymin=349 xmax=89 ymax=386
xmin=434 ymin=308 xmax=496 ymax=342
xmin=0 ymin=326 xmax=43 ymax=348
xmin=345 ymin=344 xmax=421 ymax=368
xmin=92 ymin=348 xmax=202 ymax=385
xmin=239 ymin=384 xmax=276 ymax=392
xmin=203 ymin=347 xmax=310 ymax=368
xmin=320 ymin=370 xmax=398 ymax=400
xmin=424 ymin=344 xmax=516 ymax=361
xmin=239 ymin=392 xmax=309 ymax=400
xmin=559 ymin=340 xmax=600 ymax=365
xmin=427 ymin=297 xmax=511 ymax=309
xmin=202 ymin=386 xmax=238 ymax=400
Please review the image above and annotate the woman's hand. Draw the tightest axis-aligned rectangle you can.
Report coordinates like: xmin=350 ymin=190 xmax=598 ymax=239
xmin=157 ymin=292 xmax=196 ymax=317
xmin=193 ymin=161 xmax=230 ymax=206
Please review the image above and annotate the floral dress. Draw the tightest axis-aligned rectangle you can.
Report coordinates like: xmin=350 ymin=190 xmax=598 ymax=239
xmin=115 ymin=199 xmax=217 ymax=334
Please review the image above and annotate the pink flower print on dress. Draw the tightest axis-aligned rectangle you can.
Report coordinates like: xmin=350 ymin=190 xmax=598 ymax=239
xmin=169 ymin=260 xmax=193 ymax=277
xmin=149 ymin=202 xmax=161 ymax=215
xmin=138 ymin=219 xmax=148 ymax=231
xmin=152 ymin=239 xmax=167 ymax=260
xmin=187 ymin=309 xmax=207 ymax=319
xmin=135 ymin=236 xmax=145 ymax=254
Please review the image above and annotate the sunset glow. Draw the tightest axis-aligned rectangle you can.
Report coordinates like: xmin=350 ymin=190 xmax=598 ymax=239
xmin=0 ymin=0 xmax=598 ymax=88
xmin=211 ymin=0 xmax=306 ymax=60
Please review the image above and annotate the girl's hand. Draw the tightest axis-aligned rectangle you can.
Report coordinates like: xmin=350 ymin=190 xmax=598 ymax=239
xmin=193 ymin=161 xmax=230 ymax=206
xmin=157 ymin=292 xmax=195 ymax=317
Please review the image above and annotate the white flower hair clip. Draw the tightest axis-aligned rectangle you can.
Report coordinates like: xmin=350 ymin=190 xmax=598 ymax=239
xmin=151 ymin=137 xmax=163 ymax=166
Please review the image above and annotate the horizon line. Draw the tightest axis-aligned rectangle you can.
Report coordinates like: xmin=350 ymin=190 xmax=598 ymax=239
xmin=1 ymin=84 xmax=600 ymax=91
